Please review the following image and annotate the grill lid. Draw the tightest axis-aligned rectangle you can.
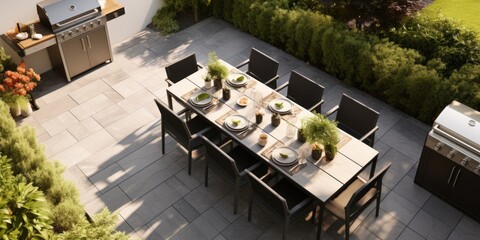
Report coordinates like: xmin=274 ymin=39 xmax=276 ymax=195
xmin=434 ymin=100 xmax=480 ymax=153
xmin=37 ymin=0 xmax=101 ymax=32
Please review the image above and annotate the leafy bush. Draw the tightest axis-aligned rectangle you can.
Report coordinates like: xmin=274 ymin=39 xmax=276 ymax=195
xmin=152 ymin=6 xmax=180 ymax=35
xmin=51 ymin=209 xmax=129 ymax=240
xmin=388 ymin=14 xmax=480 ymax=76
xmin=0 ymin=155 xmax=51 ymax=239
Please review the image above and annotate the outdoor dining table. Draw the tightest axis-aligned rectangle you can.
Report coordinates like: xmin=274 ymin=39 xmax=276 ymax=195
xmin=166 ymin=59 xmax=379 ymax=204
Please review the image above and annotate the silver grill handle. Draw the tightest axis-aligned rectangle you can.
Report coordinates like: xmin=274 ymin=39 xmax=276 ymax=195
xmin=81 ymin=38 xmax=86 ymax=52
xmin=86 ymin=36 xmax=91 ymax=48
xmin=448 ymin=166 xmax=456 ymax=184
xmin=53 ymin=9 xmax=100 ymax=28
xmin=433 ymin=124 xmax=480 ymax=156
xmin=453 ymin=169 xmax=461 ymax=187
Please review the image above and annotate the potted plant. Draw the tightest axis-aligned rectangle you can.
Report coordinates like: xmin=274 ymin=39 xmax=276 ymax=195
xmin=311 ymin=142 xmax=323 ymax=160
xmin=207 ymin=52 xmax=228 ymax=90
xmin=0 ymin=60 xmax=40 ymax=117
xmin=301 ymin=112 xmax=339 ymax=161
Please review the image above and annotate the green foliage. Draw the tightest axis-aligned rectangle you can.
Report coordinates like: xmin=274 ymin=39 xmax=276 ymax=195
xmin=0 ymin=155 xmax=52 ymax=239
xmin=0 ymin=47 xmax=15 ymax=73
xmin=388 ymin=14 xmax=480 ymax=76
xmin=51 ymin=209 xmax=129 ymax=240
xmin=165 ymin=0 xmax=211 ymax=22
xmin=152 ymin=7 xmax=180 ymax=35
xmin=207 ymin=52 xmax=229 ymax=80
xmin=301 ymin=113 xmax=339 ymax=149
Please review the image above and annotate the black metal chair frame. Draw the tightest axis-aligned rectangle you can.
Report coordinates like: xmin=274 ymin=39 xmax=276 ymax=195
xmin=316 ymin=163 xmax=391 ymax=240
xmin=276 ymin=70 xmax=325 ymax=113
xmin=202 ymin=136 xmax=264 ymax=214
xmin=236 ymin=48 xmax=280 ymax=89
xmin=154 ymin=98 xmax=214 ymax=175
xmin=165 ymin=53 xmax=203 ymax=110
xmin=246 ymin=170 xmax=313 ymax=240
xmin=325 ymin=93 xmax=379 ymax=147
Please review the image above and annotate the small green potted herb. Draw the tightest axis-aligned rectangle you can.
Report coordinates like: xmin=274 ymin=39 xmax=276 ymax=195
xmin=207 ymin=52 xmax=229 ymax=90
xmin=301 ymin=112 xmax=339 ymax=161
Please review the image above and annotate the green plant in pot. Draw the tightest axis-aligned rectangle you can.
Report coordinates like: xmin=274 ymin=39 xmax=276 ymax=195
xmin=301 ymin=112 xmax=339 ymax=161
xmin=207 ymin=52 xmax=228 ymax=90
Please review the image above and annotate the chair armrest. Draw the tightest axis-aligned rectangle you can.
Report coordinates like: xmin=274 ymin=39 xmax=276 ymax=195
xmin=219 ymin=139 xmax=234 ymax=149
xmin=263 ymin=75 xmax=279 ymax=87
xmin=359 ymin=126 xmax=379 ymax=142
xmin=191 ymin=125 xmax=215 ymax=139
xmin=176 ymin=108 xmax=190 ymax=116
xmin=247 ymin=162 xmax=264 ymax=172
xmin=235 ymin=59 xmax=250 ymax=69
xmin=197 ymin=63 xmax=204 ymax=69
xmin=325 ymin=105 xmax=339 ymax=117
xmin=308 ymin=99 xmax=325 ymax=113
xmin=288 ymin=198 xmax=313 ymax=215
xmin=165 ymin=78 xmax=175 ymax=87
xmin=275 ymin=81 xmax=289 ymax=92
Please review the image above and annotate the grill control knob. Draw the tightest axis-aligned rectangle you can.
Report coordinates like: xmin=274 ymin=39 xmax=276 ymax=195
xmin=460 ymin=157 xmax=470 ymax=166
xmin=474 ymin=165 xmax=480 ymax=175
xmin=61 ymin=34 xmax=66 ymax=40
xmin=447 ymin=150 xmax=456 ymax=159
xmin=68 ymin=31 xmax=73 ymax=37
xmin=75 ymin=28 xmax=80 ymax=33
xmin=90 ymin=22 xmax=95 ymax=28
xmin=434 ymin=142 xmax=443 ymax=151
xmin=83 ymin=25 xmax=88 ymax=30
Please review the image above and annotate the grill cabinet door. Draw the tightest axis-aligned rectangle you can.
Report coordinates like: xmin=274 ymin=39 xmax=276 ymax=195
xmin=416 ymin=147 xmax=455 ymax=198
xmin=86 ymin=26 xmax=111 ymax=67
xmin=61 ymin=34 xmax=90 ymax=78
xmin=449 ymin=168 xmax=480 ymax=215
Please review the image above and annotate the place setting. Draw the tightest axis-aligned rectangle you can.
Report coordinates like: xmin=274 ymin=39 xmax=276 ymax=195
xmin=216 ymin=111 xmax=257 ymax=139
xmin=186 ymin=89 xmax=221 ymax=113
xmin=261 ymin=141 xmax=307 ymax=175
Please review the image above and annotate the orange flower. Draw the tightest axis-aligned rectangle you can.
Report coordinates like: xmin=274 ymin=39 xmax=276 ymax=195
xmin=0 ymin=85 xmax=4 ymax=92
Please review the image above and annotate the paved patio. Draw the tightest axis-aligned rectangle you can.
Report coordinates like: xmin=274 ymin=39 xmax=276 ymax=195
xmin=18 ymin=17 xmax=480 ymax=240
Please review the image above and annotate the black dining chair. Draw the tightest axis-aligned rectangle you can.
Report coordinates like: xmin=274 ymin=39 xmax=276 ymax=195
xmin=165 ymin=53 xmax=202 ymax=109
xmin=236 ymin=48 xmax=279 ymax=89
xmin=246 ymin=170 xmax=313 ymax=240
xmin=316 ymin=163 xmax=391 ymax=240
xmin=325 ymin=94 xmax=379 ymax=147
xmin=276 ymin=70 xmax=325 ymax=113
xmin=154 ymin=98 xmax=217 ymax=175
xmin=202 ymin=136 xmax=267 ymax=214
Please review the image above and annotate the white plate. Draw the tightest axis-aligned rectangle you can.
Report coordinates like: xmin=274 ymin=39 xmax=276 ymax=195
xmin=236 ymin=96 xmax=249 ymax=107
xmin=268 ymin=98 xmax=292 ymax=114
xmin=224 ymin=115 xmax=249 ymax=131
xmin=16 ymin=32 xmax=28 ymax=40
xmin=189 ymin=92 xmax=212 ymax=107
xmin=227 ymin=72 xmax=249 ymax=86
xmin=271 ymin=147 xmax=298 ymax=166
xmin=32 ymin=33 xmax=42 ymax=40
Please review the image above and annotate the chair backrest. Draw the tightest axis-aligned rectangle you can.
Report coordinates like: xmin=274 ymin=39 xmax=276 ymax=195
xmin=247 ymin=48 xmax=279 ymax=84
xmin=336 ymin=94 xmax=379 ymax=146
xmin=287 ymin=70 xmax=324 ymax=112
xmin=245 ymin=170 xmax=289 ymax=219
xmin=154 ymin=99 xmax=192 ymax=148
xmin=346 ymin=163 xmax=391 ymax=218
xmin=165 ymin=53 xmax=199 ymax=84
xmin=202 ymin=136 xmax=240 ymax=181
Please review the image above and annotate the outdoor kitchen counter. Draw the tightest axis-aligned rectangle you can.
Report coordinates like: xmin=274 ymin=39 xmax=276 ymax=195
xmin=1 ymin=0 xmax=124 ymax=57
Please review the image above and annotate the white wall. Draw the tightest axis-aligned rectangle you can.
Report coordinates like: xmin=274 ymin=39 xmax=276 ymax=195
xmin=0 ymin=0 xmax=164 ymax=73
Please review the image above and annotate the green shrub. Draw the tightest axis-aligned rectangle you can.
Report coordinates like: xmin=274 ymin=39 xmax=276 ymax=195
xmin=0 ymin=155 xmax=52 ymax=239
xmin=269 ymin=7 xmax=289 ymax=48
xmin=51 ymin=209 xmax=129 ymax=240
xmin=388 ymin=14 xmax=480 ymax=76
xmin=152 ymin=6 xmax=180 ymax=35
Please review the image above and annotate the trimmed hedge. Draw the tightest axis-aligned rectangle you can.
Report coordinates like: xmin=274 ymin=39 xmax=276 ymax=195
xmin=212 ymin=0 xmax=480 ymax=123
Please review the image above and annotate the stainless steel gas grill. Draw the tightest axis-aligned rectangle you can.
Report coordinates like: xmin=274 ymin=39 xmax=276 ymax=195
xmin=415 ymin=100 xmax=480 ymax=222
xmin=37 ymin=0 xmax=113 ymax=82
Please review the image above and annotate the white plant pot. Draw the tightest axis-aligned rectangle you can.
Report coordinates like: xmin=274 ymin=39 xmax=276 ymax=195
xmin=10 ymin=102 xmax=21 ymax=117
xmin=21 ymin=102 xmax=33 ymax=117
xmin=205 ymin=80 xmax=212 ymax=89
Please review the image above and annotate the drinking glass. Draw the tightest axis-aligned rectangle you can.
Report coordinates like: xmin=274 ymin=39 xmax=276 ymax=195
xmin=286 ymin=117 xmax=297 ymax=138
